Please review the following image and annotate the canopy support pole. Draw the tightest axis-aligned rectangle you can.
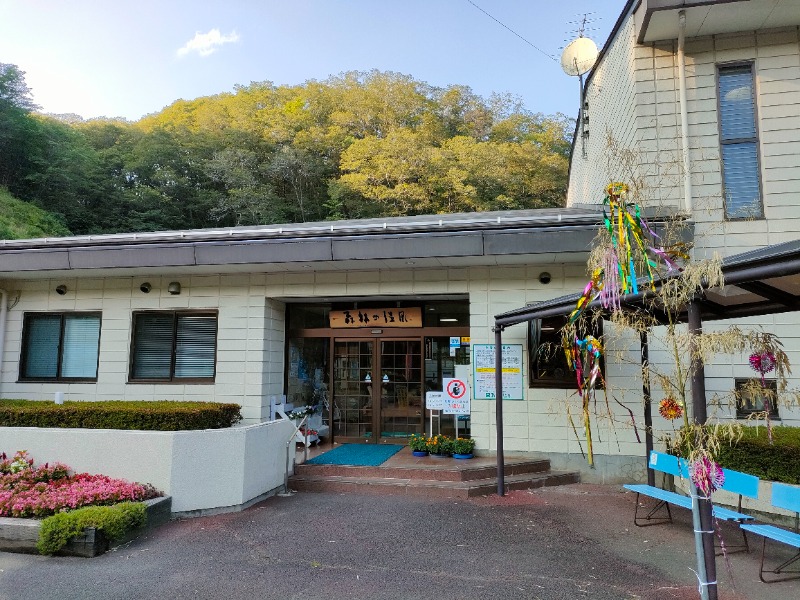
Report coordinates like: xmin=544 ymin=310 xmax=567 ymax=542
xmin=494 ymin=325 xmax=505 ymax=496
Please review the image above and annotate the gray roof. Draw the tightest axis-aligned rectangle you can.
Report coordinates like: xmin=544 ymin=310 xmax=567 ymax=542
xmin=0 ymin=207 xmax=609 ymax=279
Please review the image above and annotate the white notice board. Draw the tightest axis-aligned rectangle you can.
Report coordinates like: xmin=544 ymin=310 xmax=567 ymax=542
xmin=426 ymin=391 xmax=444 ymax=410
xmin=472 ymin=344 xmax=523 ymax=400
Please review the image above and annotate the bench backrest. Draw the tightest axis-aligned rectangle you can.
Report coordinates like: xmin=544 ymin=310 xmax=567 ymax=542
xmin=719 ymin=468 xmax=759 ymax=499
xmin=772 ymin=483 xmax=800 ymax=513
xmin=649 ymin=451 xmax=687 ymax=477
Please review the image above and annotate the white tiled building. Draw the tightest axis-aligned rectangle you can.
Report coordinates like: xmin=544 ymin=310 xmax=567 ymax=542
xmin=1 ymin=0 xmax=798 ymax=484
xmin=0 ymin=210 xmax=605 ymax=464
xmin=563 ymin=0 xmax=800 ymax=473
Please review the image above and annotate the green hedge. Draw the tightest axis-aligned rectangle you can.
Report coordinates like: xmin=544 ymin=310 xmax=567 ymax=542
xmin=715 ymin=426 xmax=800 ymax=485
xmin=37 ymin=502 xmax=146 ymax=555
xmin=0 ymin=400 xmax=242 ymax=431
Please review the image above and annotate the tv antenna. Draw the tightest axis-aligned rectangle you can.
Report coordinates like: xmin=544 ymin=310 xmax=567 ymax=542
xmin=560 ymin=15 xmax=599 ymax=159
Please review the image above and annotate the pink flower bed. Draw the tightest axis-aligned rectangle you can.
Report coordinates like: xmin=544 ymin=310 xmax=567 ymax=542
xmin=0 ymin=451 xmax=161 ymax=518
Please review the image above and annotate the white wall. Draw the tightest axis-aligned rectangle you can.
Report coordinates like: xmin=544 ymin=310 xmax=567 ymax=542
xmin=566 ymin=12 xmax=800 ymax=478
xmin=0 ymin=275 xmax=274 ymax=422
xmin=0 ymin=419 xmax=295 ymax=514
xmin=568 ymin=15 xmax=640 ymax=207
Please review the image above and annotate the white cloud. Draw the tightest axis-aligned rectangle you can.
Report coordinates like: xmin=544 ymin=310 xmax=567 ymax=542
xmin=177 ymin=29 xmax=240 ymax=58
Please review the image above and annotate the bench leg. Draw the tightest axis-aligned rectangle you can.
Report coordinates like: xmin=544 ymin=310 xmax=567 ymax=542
xmin=715 ymin=522 xmax=749 ymax=556
xmin=757 ymin=538 xmax=800 ymax=583
xmin=633 ymin=493 xmax=673 ymax=527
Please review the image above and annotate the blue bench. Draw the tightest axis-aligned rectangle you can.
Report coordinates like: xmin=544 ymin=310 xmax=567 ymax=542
xmin=624 ymin=451 xmax=757 ymax=551
xmin=740 ymin=483 xmax=800 ymax=583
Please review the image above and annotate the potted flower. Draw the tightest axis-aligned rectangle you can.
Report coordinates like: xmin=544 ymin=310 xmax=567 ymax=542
xmin=427 ymin=434 xmax=453 ymax=457
xmin=452 ymin=437 xmax=475 ymax=459
xmin=409 ymin=434 xmax=429 ymax=457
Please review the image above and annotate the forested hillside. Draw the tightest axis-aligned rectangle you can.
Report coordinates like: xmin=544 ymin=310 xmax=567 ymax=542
xmin=1 ymin=64 xmax=572 ymax=238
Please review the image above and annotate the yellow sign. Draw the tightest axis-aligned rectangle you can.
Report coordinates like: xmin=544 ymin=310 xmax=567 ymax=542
xmin=330 ymin=307 xmax=422 ymax=328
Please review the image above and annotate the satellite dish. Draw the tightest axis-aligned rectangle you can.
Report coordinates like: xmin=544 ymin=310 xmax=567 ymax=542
xmin=560 ymin=37 xmax=598 ymax=77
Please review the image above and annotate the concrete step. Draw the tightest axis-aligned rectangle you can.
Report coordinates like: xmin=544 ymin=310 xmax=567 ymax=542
xmin=293 ymin=458 xmax=552 ymax=483
xmin=288 ymin=469 xmax=580 ymax=499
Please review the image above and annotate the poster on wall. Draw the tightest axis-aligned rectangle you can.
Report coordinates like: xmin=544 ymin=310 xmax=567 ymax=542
xmin=472 ymin=344 xmax=523 ymax=400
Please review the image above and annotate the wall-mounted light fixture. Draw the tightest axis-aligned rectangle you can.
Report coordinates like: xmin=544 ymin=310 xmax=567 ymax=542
xmin=55 ymin=285 xmax=67 ymax=295
xmin=167 ymin=282 xmax=181 ymax=295
xmin=538 ymin=272 xmax=552 ymax=285
xmin=139 ymin=282 xmax=152 ymax=293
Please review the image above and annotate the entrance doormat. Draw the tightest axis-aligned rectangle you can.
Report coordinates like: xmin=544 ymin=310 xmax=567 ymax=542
xmin=305 ymin=444 xmax=403 ymax=467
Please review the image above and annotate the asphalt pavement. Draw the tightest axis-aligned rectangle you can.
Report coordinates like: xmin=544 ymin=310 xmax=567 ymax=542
xmin=0 ymin=483 xmax=797 ymax=600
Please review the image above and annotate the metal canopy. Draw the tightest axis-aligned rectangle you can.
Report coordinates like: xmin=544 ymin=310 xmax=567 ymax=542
xmin=495 ymin=239 xmax=800 ymax=328
xmin=490 ymin=238 xmax=800 ymax=497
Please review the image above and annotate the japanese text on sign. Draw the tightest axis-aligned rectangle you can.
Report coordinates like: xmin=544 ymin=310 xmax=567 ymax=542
xmin=472 ymin=344 xmax=523 ymax=400
xmin=426 ymin=391 xmax=444 ymax=411
xmin=329 ymin=307 xmax=422 ymax=328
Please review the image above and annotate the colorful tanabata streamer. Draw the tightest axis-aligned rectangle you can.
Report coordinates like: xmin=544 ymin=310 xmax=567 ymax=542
xmin=562 ymin=182 xmax=689 ymax=466
xmin=565 ymin=335 xmax=605 ymax=467
xmin=566 ymin=182 xmax=688 ymax=325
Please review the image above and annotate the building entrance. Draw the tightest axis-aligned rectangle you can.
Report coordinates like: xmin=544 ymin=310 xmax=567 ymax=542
xmin=332 ymin=338 xmax=423 ymax=443
xmin=285 ymin=299 xmax=470 ymax=445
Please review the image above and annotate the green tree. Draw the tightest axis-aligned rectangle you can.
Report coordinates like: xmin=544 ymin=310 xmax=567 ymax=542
xmin=0 ymin=186 xmax=71 ymax=239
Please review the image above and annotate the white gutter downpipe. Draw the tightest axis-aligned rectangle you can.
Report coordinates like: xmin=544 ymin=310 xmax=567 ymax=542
xmin=0 ymin=289 xmax=7 ymax=397
xmin=678 ymin=9 xmax=693 ymax=214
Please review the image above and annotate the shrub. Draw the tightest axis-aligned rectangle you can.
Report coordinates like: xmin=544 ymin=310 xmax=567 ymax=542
xmin=715 ymin=426 xmax=800 ymax=484
xmin=37 ymin=502 xmax=146 ymax=555
xmin=668 ymin=425 xmax=800 ymax=484
xmin=0 ymin=400 xmax=242 ymax=430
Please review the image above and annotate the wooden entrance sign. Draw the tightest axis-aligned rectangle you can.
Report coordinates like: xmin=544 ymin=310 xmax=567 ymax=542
xmin=329 ymin=307 xmax=422 ymax=328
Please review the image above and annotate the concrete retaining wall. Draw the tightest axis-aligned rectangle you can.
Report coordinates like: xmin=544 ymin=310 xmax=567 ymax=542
xmin=0 ymin=419 xmax=296 ymax=514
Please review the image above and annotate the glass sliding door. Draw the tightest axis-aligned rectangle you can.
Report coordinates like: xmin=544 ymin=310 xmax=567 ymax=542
xmin=379 ymin=340 xmax=423 ymax=439
xmin=331 ymin=338 xmax=424 ymax=443
xmin=332 ymin=340 xmax=375 ymax=441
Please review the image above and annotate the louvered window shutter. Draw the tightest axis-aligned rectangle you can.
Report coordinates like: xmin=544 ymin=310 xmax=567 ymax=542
xmin=23 ymin=315 xmax=61 ymax=378
xmin=132 ymin=313 xmax=175 ymax=379
xmin=174 ymin=315 xmax=217 ymax=378
xmin=61 ymin=314 xmax=101 ymax=378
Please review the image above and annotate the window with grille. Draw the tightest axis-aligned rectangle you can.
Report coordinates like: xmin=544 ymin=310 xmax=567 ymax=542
xmin=20 ymin=312 xmax=101 ymax=381
xmin=718 ymin=63 xmax=763 ymax=219
xmin=130 ymin=311 xmax=218 ymax=382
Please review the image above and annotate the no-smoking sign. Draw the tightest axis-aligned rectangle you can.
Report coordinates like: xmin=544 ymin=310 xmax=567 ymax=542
xmin=443 ymin=378 xmax=470 ymax=415
xmin=446 ymin=379 xmax=466 ymax=400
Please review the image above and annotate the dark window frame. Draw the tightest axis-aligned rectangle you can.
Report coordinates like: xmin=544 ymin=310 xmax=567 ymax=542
xmin=129 ymin=310 xmax=219 ymax=383
xmin=527 ymin=316 xmax=603 ymax=389
xmin=735 ymin=378 xmax=779 ymax=419
xmin=19 ymin=311 xmax=102 ymax=382
xmin=716 ymin=61 xmax=764 ymax=220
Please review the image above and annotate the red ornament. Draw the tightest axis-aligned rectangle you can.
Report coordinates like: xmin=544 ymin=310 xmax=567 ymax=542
xmin=749 ymin=352 xmax=776 ymax=375
xmin=658 ymin=397 xmax=683 ymax=420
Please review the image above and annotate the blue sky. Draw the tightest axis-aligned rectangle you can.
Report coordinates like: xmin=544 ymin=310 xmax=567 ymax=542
xmin=0 ymin=0 xmax=624 ymax=121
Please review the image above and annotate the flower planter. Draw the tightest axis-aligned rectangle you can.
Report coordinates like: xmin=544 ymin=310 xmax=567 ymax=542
xmin=411 ymin=450 xmax=429 ymax=457
xmin=453 ymin=453 xmax=474 ymax=460
xmin=431 ymin=452 xmax=451 ymax=458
